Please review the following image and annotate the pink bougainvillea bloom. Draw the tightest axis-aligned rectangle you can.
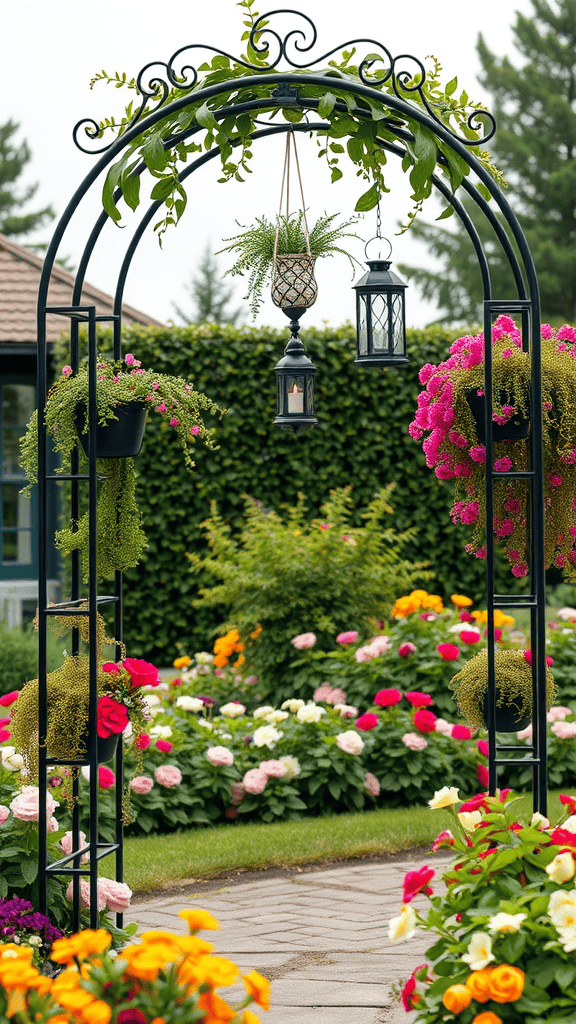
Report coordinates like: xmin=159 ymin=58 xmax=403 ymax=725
xmin=291 ymin=632 xmax=316 ymax=650
xmin=130 ymin=776 xmax=154 ymax=795
xmin=451 ymin=724 xmax=472 ymax=740
xmin=155 ymin=765 xmax=183 ymax=788
xmin=548 ymin=473 xmax=563 ymax=488
xmin=355 ymin=712 xmax=379 ymax=731
xmin=336 ymin=630 xmax=359 ymax=645
xmin=437 ymin=643 xmax=460 ymax=661
xmin=136 ymin=733 xmax=151 ymax=750
xmin=469 ymin=445 xmax=486 ymax=463
xmin=364 ymin=772 xmax=380 ymax=797
xmin=523 ymin=650 xmax=553 ymax=667
xmin=169 ymin=417 xmax=179 ymax=427
xmin=155 ymin=739 xmax=173 ymax=753
xmin=374 ymin=688 xmax=403 ymax=707
xmin=0 ymin=691 xmax=19 ymax=707
xmin=460 ymin=502 xmax=480 ymax=525
xmin=398 ymin=642 xmax=416 ymax=658
xmin=155 ymin=402 xmax=167 ymax=413
xmin=494 ymin=456 xmax=513 ymax=472
xmin=124 ymin=353 xmax=136 ymax=365
xmin=403 ymin=865 xmax=435 ymax=903
xmin=243 ymin=768 xmax=268 ymax=795
xmin=502 ymin=348 xmax=513 ymax=358
xmin=477 ymin=739 xmax=489 ymax=757
xmin=505 ymin=497 xmax=521 ymax=513
xmin=477 ymin=764 xmax=489 ymax=787
xmin=122 ymin=658 xmax=160 ymax=689
xmin=190 ymin=425 xmax=201 ymax=435
xmin=98 ymin=766 xmax=115 ymax=789
xmin=402 ymin=732 xmax=428 ymax=751
xmin=405 ymin=692 xmax=433 ymax=708
xmin=413 ymin=709 xmax=437 ymax=733
xmin=459 ymin=630 xmax=480 ymax=645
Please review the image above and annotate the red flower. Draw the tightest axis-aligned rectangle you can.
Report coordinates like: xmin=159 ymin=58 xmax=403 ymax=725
xmin=413 ymin=709 xmax=437 ymax=733
xmin=403 ymin=865 xmax=435 ymax=903
xmin=0 ymin=718 xmax=10 ymax=728
xmin=477 ymin=764 xmax=489 ymax=787
xmin=0 ymin=691 xmax=19 ymax=707
xmin=523 ymin=649 xmax=553 ymax=666
xmin=451 ymin=724 xmax=471 ymax=740
xmin=0 ymin=728 xmax=10 ymax=742
xmin=477 ymin=739 xmax=489 ymax=757
xmin=459 ymin=630 xmax=480 ymax=645
xmin=560 ymin=794 xmax=576 ymax=814
xmin=432 ymin=830 xmax=455 ymax=852
xmin=437 ymin=643 xmax=460 ymax=661
xmin=101 ymin=662 xmax=121 ymax=674
xmin=117 ymin=1012 xmax=147 ymax=1024
xmin=549 ymin=828 xmax=576 ymax=847
xmin=405 ymin=691 xmax=433 ymax=707
xmin=373 ymin=688 xmax=402 ymax=707
xmin=483 ymin=627 xmax=503 ymax=641
xmin=96 ymin=695 xmax=129 ymax=739
xmin=401 ymin=977 xmax=419 ymax=1011
xmin=155 ymin=739 xmax=173 ymax=753
xmin=98 ymin=766 xmax=115 ymax=789
xmin=459 ymin=610 xmax=474 ymax=623
xmin=122 ymin=658 xmax=160 ymax=689
xmin=459 ymin=793 xmax=489 ymax=813
xmin=398 ymin=642 xmax=417 ymax=658
xmin=355 ymin=713 xmax=379 ymax=731
xmin=136 ymin=733 xmax=151 ymax=750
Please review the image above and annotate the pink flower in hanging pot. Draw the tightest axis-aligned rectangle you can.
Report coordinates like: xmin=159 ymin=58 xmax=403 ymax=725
xmin=122 ymin=658 xmax=160 ymax=690
xmin=155 ymin=402 xmax=166 ymax=413
xmin=62 ymin=365 xmax=73 ymax=377
xmin=494 ymin=456 xmax=513 ymax=472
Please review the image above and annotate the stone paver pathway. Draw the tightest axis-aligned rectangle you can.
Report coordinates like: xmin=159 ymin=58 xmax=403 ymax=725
xmin=127 ymin=854 xmax=451 ymax=1024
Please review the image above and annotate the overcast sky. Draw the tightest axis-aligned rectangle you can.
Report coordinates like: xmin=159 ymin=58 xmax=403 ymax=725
xmin=3 ymin=0 xmax=531 ymax=330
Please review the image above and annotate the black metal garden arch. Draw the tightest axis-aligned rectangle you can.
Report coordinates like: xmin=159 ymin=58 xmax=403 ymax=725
xmin=34 ymin=10 xmax=548 ymax=927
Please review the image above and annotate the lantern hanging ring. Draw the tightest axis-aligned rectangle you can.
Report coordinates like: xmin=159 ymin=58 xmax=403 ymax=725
xmin=364 ymin=235 xmax=393 ymax=263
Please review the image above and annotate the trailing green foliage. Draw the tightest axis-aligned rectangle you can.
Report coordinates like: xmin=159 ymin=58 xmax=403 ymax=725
xmin=0 ymin=622 xmax=62 ymax=699
xmin=84 ymin=320 xmax=518 ymax=661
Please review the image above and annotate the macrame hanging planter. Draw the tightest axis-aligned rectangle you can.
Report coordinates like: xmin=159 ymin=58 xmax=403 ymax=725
xmin=271 ymin=129 xmax=318 ymax=312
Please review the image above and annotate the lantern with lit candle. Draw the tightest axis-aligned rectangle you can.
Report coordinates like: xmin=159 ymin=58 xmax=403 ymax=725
xmin=273 ymin=306 xmax=317 ymax=432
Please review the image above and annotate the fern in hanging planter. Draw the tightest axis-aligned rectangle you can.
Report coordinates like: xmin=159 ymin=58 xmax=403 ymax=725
xmin=218 ymin=210 xmax=360 ymax=317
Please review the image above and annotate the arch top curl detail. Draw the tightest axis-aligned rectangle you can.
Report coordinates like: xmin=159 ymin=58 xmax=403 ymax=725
xmin=74 ymin=7 xmax=495 ymax=158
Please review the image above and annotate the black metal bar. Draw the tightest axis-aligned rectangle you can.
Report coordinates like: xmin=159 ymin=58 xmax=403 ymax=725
xmin=483 ymin=302 xmax=497 ymax=796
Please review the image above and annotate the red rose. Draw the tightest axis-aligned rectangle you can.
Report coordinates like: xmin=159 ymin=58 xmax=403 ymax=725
xmin=102 ymin=662 xmax=121 ymax=674
xmin=355 ymin=713 xmax=379 ymax=731
xmin=96 ymin=695 xmax=129 ymax=738
xmin=155 ymin=739 xmax=173 ymax=753
xmin=136 ymin=733 xmax=151 ymax=750
xmin=0 ymin=691 xmax=19 ymax=707
xmin=373 ymin=688 xmax=402 ymax=707
xmin=477 ymin=764 xmax=489 ymax=787
xmin=451 ymin=724 xmax=471 ymax=740
xmin=403 ymin=865 xmax=435 ymax=903
xmin=413 ymin=709 xmax=437 ymax=733
xmin=98 ymin=766 xmax=115 ymax=789
xmin=122 ymin=658 xmax=160 ymax=689
xmin=437 ymin=643 xmax=460 ymax=661
xmin=459 ymin=630 xmax=480 ymax=645
xmin=405 ymin=691 xmax=433 ymax=707
xmin=477 ymin=739 xmax=489 ymax=757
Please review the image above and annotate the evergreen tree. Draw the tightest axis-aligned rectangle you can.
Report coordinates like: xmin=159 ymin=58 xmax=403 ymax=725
xmin=0 ymin=120 xmax=53 ymax=238
xmin=401 ymin=0 xmax=576 ymax=324
xmin=172 ymin=243 xmax=244 ymax=324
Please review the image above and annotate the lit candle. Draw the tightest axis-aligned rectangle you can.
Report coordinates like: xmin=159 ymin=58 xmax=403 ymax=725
xmin=287 ymin=383 xmax=304 ymax=415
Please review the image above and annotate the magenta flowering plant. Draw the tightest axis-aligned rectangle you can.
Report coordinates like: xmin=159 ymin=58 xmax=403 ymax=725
xmin=411 ymin=316 xmax=576 ymax=580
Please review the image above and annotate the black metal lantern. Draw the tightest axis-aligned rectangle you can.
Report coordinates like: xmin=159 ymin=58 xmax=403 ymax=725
xmin=353 ymin=237 xmax=408 ymax=368
xmin=274 ymin=306 xmax=317 ymax=433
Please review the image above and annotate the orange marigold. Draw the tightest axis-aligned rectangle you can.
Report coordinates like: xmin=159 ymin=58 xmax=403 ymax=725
xmin=451 ymin=594 xmax=473 ymax=608
xmin=466 ymin=969 xmax=493 ymax=1003
xmin=487 ymin=964 xmax=525 ymax=1003
xmin=178 ymin=909 xmax=220 ymax=932
xmin=472 ymin=1014 xmax=503 ymax=1024
xmin=243 ymin=970 xmax=270 ymax=1011
xmin=51 ymin=929 xmax=112 ymax=965
xmin=442 ymin=984 xmax=473 ymax=1013
xmin=173 ymin=656 xmax=191 ymax=669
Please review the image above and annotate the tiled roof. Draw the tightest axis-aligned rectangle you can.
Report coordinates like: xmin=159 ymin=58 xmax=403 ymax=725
xmin=0 ymin=232 xmax=164 ymax=345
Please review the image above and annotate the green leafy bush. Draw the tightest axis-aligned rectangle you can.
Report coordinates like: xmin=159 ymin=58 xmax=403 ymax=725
xmin=0 ymin=623 xmax=61 ymax=699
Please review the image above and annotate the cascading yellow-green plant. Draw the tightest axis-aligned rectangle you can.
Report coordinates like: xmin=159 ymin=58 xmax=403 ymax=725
xmin=449 ymin=647 xmax=556 ymax=730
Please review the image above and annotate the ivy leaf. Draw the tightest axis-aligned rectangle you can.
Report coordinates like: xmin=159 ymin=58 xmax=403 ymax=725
xmin=196 ymin=103 xmax=218 ymax=130
xmin=331 ymin=167 xmax=343 ymax=183
xmin=347 ymin=137 xmax=364 ymax=163
xmin=445 ymin=76 xmax=458 ymax=97
xmin=436 ymin=205 xmax=454 ymax=221
xmin=318 ymin=92 xmax=337 ymax=118
xmin=409 ymin=123 xmax=437 ymax=194
xmin=150 ymin=177 xmax=175 ymax=201
xmin=142 ymin=134 xmax=167 ymax=173
xmin=354 ymin=182 xmax=380 ymax=212
xmin=121 ymin=166 xmax=141 ymax=212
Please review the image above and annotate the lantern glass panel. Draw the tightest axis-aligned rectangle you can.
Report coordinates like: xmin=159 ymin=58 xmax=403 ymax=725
xmin=305 ymin=375 xmax=315 ymax=415
xmin=370 ymin=294 xmax=391 ymax=353
xmin=357 ymin=294 xmax=369 ymax=355
xmin=391 ymin=294 xmax=405 ymax=352
xmin=287 ymin=375 xmax=305 ymax=415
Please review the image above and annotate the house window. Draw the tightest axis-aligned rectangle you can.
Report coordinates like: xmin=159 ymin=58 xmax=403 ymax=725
xmin=1 ymin=383 xmax=35 ymax=567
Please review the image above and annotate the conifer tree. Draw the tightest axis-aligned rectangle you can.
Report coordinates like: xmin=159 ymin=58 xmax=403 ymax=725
xmin=401 ymin=0 xmax=576 ymax=324
xmin=0 ymin=120 xmax=53 ymax=238
xmin=173 ymin=243 xmax=244 ymax=325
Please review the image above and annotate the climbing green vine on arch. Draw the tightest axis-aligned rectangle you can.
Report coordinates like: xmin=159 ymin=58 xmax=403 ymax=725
xmin=92 ymin=0 xmax=506 ymax=241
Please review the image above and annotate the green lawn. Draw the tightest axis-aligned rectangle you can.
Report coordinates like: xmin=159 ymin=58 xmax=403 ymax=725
xmin=123 ymin=791 xmax=565 ymax=893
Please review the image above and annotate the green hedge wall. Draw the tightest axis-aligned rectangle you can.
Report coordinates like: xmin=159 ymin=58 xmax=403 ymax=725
xmin=96 ymin=321 xmax=500 ymax=661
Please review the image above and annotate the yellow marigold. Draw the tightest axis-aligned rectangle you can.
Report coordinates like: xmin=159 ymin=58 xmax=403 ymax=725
xmin=120 ymin=946 xmax=169 ymax=981
xmin=422 ymin=593 xmax=444 ymax=613
xmin=442 ymin=984 xmax=472 ymax=1012
xmin=466 ymin=969 xmax=493 ymax=1003
xmin=410 ymin=590 xmax=430 ymax=603
xmin=243 ymin=970 xmax=271 ymax=1011
xmin=472 ymin=1014 xmax=503 ymax=1024
xmin=392 ymin=596 xmax=419 ymax=618
xmin=233 ymin=654 xmax=246 ymax=668
xmin=451 ymin=594 xmax=473 ymax=608
xmin=487 ymin=964 xmax=524 ymax=1003
xmin=198 ymin=954 xmax=238 ymax=989
xmin=173 ymin=935 xmax=214 ymax=956
xmin=0 ymin=943 xmax=34 ymax=961
xmin=51 ymin=988 xmax=94 ymax=1012
xmin=198 ymin=990 xmax=236 ymax=1023
xmin=82 ymin=999 xmax=113 ymax=1024
xmin=178 ymin=909 xmax=220 ymax=932
xmin=0 ymin=961 xmax=41 ymax=989
xmin=150 ymin=1019 xmax=166 ymax=1024
xmin=173 ymin=656 xmax=191 ymax=669
xmin=51 ymin=929 xmax=112 ymax=965
xmin=471 ymin=610 xmax=515 ymax=628
xmin=243 ymin=1012 xmax=261 ymax=1024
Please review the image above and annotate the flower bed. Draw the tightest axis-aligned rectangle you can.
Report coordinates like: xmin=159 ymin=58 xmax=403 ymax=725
xmin=390 ymin=786 xmax=576 ymax=1022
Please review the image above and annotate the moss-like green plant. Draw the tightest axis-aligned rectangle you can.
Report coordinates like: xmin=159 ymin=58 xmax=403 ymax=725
xmin=450 ymin=647 xmax=556 ymax=730
xmin=217 ymin=211 xmax=360 ymax=318
xmin=19 ymin=353 xmax=225 ymax=581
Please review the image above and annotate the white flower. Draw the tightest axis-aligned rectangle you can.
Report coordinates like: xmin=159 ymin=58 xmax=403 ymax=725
xmin=279 ymin=755 xmax=301 ymax=779
xmin=253 ymin=705 xmax=275 ymax=719
xmin=448 ymin=623 xmax=480 ymax=635
xmin=557 ymin=926 xmax=576 ymax=952
xmin=563 ymin=815 xmax=576 ymax=833
xmin=546 ymin=851 xmax=576 ymax=883
xmin=176 ymin=696 xmax=205 ymax=712
xmin=181 ymin=668 xmax=199 ymax=682
xmin=433 ymin=718 xmax=454 ymax=736
xmin=281 ymin=699 xmax=305 ymax=713
xmin=296 ymin=703 xmax=327 ymax=724
xmin=388 ymin=904 xmax=417 ymax=943
xmin=197 ymin=719 xmax=214 ymax=730
xmin=252 ymin=725 xmax=283 ymax=749
xmin=143 ymin=694 xmax=162 ymax=707
xmin=557 ymin=607 xmax=576 ymax=620
xmin=530 ymin=811 xmax=550 ymax=830
xmin=461 ymin=932 xmax=495 ymax=970
xmin=265 ymin=710 xmax=289 ymax=724
xmin=487 ymin=913 xmax=527 ymax=934
xmin=149 ymin=725 xmax=172 ymax=740
xmin=333 ymin=703 xmax=359 ymax=719
xmin=458 ymin=810 xmax=483 ymax=831
xmin=428 ymin=786 xmax=460 ymax=809
xmin=1 ymin=747 xmax=24 ymax=772
xmin=549 ymin=890 xmax=576 ymax=929
xmin=123 ymin=722 xmax=133 ymax=740
xmin=195 ymin=652 xmax=214 ymax=665
xmin=220 ymin=702 xmax=246 ymax=718
xmin=336 ymin=731 xmax=364 ymax=755
xmin=368 ymin=635 xmax=391 ymax=656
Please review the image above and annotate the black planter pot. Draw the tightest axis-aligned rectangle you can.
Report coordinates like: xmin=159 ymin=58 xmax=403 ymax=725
xmin=466 ymin=389 xmax=530 ymax=444
xmin=480 ymin=691 xmax=532 ymax=733
xmin=75 ymin=401 xmax=147 ymax=459
xmin=79 ymin=730 xmax=119 ymax=764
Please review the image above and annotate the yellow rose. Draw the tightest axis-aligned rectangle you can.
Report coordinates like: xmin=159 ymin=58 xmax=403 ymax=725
xmin=429 ymin=786 xmax=460 ymax=809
